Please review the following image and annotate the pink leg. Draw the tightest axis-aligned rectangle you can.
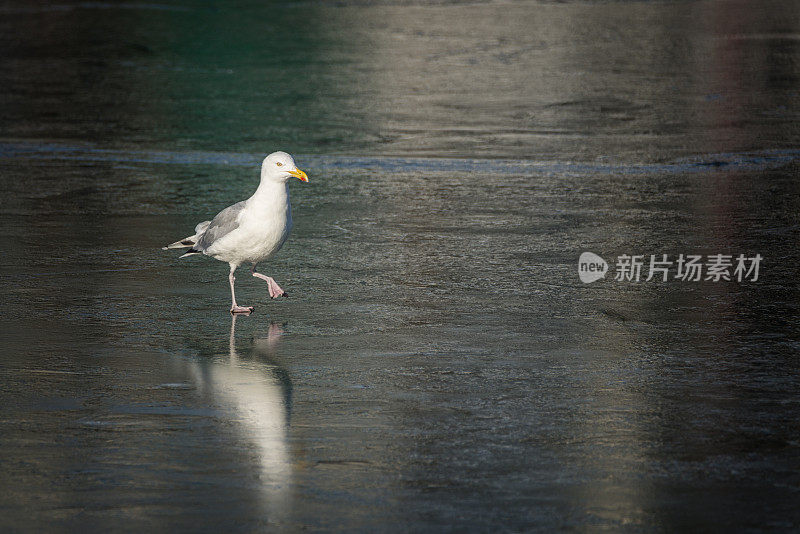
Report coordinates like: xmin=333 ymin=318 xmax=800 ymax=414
xmin=229 ymin=264 xmax=254 ymax=314
xmin=251 ymin=265 xmax=288 ymax=299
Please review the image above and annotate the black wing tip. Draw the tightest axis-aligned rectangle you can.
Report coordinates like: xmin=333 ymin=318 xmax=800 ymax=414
xmin=180 ymin=248 xmax=202 ymax=257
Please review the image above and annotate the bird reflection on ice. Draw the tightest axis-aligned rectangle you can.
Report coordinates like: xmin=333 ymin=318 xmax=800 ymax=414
xmin=186 ymin=316 xmax=292 ymax=522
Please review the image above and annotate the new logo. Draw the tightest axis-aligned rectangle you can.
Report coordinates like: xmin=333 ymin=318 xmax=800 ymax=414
xmin=578 ymin=252 xmax=608 ymax=284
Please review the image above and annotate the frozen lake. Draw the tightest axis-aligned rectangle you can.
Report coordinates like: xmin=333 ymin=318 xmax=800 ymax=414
xmin=1 ymin=1 xmax=799 ymax=531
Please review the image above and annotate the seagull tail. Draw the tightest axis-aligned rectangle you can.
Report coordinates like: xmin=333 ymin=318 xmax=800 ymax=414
xmin=162 ymin=237 xmax=197 ymax=250
xmin=179 ymin=248 xmax=203 ymax=259
xmin=161 ymin=221 xmax=212 ymax=250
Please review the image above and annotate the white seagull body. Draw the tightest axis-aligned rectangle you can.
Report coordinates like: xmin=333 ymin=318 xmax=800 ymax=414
xmin=163 ymin=151 xmax=308 ymax=313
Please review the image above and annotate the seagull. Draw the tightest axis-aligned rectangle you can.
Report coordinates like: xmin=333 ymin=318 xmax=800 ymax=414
xmin=163 ymin=151 xmax=308 ymax=314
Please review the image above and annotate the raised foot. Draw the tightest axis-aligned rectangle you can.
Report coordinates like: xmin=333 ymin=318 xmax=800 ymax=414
xmin=251 ymin=271 xmax=289 ymax=299
xmin=230 ymin=305 xmax=254 ymax=315
xmin=266 ymin=277 xmax=287 ymax=299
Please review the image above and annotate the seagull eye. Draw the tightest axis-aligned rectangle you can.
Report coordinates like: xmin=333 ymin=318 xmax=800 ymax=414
xmin=276 ymin=162 xmax=283 ymax=167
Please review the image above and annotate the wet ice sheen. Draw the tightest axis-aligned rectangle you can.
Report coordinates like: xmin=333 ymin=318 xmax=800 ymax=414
xmin=2 ymin=146 xmax=798 ymax=531
xmin=1 ymin=0 xmax=800 ymax=532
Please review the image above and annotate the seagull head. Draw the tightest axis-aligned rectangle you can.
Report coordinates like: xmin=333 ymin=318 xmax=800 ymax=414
xmin=261 ymin=151 xmax=309 ymax=183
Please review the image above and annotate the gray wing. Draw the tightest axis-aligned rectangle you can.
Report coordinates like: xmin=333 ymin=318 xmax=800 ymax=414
xmin=195 ymin=201 xmax=246 ymax=251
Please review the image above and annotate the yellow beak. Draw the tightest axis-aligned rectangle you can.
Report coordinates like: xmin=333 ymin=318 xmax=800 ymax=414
xmin=289 ymin=167 xmax=309 ymax=182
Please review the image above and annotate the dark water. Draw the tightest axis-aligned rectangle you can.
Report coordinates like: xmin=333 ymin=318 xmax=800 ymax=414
xmin=2 ymin=1 xmax=800 ymax=532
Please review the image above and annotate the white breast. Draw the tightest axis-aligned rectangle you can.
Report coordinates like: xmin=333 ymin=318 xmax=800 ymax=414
xmin=207 ymin=184 xmax=292 ymax=266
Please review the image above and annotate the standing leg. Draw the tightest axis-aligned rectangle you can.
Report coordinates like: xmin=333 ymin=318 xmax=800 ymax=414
xmin=251 ymin=264 xmax=288 ymax=299
xmin=229 ymin=263 xmax=254 ymax=314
